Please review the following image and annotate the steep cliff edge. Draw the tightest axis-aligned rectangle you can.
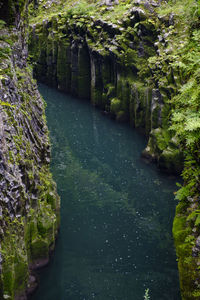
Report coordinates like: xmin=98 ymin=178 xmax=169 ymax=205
xmin=28 ymin=0 xmax=200 ymax=299
xmin=0 ymin=1 xmax=60 ymax=299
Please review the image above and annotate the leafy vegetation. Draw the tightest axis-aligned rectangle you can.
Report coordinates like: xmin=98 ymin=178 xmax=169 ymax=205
xmin=149 ymin=1 xmax=200 ymax=298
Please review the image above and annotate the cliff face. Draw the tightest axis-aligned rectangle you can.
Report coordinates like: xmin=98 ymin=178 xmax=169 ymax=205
xmin=28 ymin=0 xmax=200 ymax=299
xmin=29 ymin=0 xmax=183 ymax=175
xmin=0 ymin=1 xmax=60 ymax=299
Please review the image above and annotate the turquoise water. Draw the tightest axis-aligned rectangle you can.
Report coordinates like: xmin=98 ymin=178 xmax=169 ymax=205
xmin=31 ymin=84 xmax=180 ymax=300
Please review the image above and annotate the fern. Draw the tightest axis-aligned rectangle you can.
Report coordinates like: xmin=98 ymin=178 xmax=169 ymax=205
xmin=185 ymin=117 xmax=200 ymax=131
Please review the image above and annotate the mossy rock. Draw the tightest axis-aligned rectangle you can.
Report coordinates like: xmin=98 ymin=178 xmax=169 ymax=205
xmin=47 ymin=191 xmax=58 ymax=209
xmin=110 ymin=98 xmax=121 ymax=114
xmin=1 ymin=228 xmax=29 ymax=299
xmin=2 ymin=260 xmax=14 ymax=298
xmin=14 ymin=256 xmax=28 ymax=293
xmin=129 ymin=82 xmax=151 ymax=132
xmin=158 ymin=147 xmax=183 ymax=174
xmin=37 ymin=215 xmax=55 ymax=239
xmin=142 ymin=128 xmax=183 ymax=174
xmin=31 ymin=238 xmax=49 ymax=261
xmin=144 ymin=128 xmax=170 ymax=158
xmin=173 ymin=210 xmax=199 ymax=299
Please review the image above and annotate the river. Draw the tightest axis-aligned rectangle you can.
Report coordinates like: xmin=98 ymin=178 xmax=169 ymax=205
xmin=31 ymin=84 xmax=180 ymax=300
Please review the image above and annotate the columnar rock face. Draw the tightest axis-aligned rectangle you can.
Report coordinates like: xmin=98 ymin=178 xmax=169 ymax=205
xmin=0 ymin=1 xmax=60 ymax=299
xmin=29 ymin=3 xmax=183 ymax=175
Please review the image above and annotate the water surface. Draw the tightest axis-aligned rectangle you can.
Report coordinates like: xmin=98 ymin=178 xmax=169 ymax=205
xmin=31 ymin=84 xmax=180 ymax=300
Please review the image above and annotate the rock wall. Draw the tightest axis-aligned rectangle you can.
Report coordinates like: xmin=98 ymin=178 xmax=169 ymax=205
xmin=29 ymin=2 xmax=183 ymax=174
xmin=0 ymin=1 xmax=60 ymax=299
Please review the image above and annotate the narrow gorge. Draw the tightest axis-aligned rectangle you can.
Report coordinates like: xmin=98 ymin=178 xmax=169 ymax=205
xmin=0 ymin=0 xmax=200 ymax=299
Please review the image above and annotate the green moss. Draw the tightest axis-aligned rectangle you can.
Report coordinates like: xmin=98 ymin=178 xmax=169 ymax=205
xmin=173 ymin=204 xmax=200 ymax=299
xmin=129 ymin=82 xmax=151 ymax=132
xmin=1 ymin=220 xmax=29 ymax=299
xmin=31 ymin=238 xmax=49 ymax=260
xmin=173 ymin=215 xmax=188 ymax=246
xmin=2 ymin=258 xmax=14 ymax=298
xmin=14 ymin=256 xmax=28 ymax=293
xmin=143 ymin=127 xmax=183 ymax=173
xmin=110 ymin=98 xmax=121 ymax=114
xmin=159 ymin=147 xmax=183 ymax=174
xmin=146 ymin=128 xmax=169 ymax=157
xmin=24 ymin=197 xmax=58 ymax=265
